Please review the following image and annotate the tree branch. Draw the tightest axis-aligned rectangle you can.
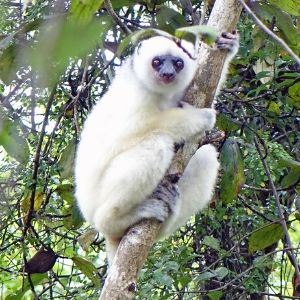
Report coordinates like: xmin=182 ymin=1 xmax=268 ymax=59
xmin=179 ymin=0 xmax=200 ymax=25
xmin=100 ymin=0 xmax=242 ymax=298
xmin=254 ymin=136 xmax=300 ymax=278
xmin=24 ymin=86 xmax=56 ymax=234
xmin=239 ymin=0 xmax=300 ymax=66
xmin=104 ymin=0 xmax=131 ymax=35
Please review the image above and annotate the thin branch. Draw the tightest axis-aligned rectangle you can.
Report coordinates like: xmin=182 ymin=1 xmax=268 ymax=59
xmin=104 ymin=0 xmax=131 ymax=34
xmin=73 ymin=57 xmax=89 ymax=137
xmin=239 ymin=0 xmax=300 ymax=66
xmin=254 ymin=136 xmax=300 ymax=278
xmin=199 ymin=0 xmax=208 ymax=25
xmin=259 ymin=292 xmax=300 ymax=300
xmin=24 ymin=86 xmax=56 ymax=233
xmin=243 ymin=184 xmax=290 ymax=192
xmin=201 ymin=218 xmax=284 ymax=273
xmin=179 ymin=0 xmax=200 ymax=25
xmin=238 ymin=195 xmax=274 ymax=222
xmin=21 ymin=243 xmax=38 ymax=299
xmin=206 ymin=246 xmax=300 ymax=293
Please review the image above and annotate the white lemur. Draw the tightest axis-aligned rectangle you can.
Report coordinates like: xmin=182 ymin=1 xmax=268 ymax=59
xmin=75 ymin=32 xmax=238 ymax=264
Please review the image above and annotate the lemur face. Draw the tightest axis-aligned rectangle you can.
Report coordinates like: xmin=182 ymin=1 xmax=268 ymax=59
xmin=132 ymin=36 xmax=197 ymax=95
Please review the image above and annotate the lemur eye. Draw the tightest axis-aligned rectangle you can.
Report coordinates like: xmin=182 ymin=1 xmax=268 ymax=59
xmin=152 ymin=58 xmax=162 ymax=69
xmin=174 ymin=59 xmax=184 ymax=70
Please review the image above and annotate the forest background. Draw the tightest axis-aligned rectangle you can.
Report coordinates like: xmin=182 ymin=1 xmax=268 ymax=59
xmin=0 ymin=0 xmax=299 ymax=299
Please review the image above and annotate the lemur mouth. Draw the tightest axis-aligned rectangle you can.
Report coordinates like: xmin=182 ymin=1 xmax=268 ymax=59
xmin=159 ymin=75 xmax=176 ymax=84
xmin=154 ymin=72 xmax=176 ymax=85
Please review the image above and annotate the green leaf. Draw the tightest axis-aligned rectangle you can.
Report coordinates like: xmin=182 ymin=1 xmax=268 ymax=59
xmin=22 ymin=190 xmax=44 ymax=215
xmin=267 ymin=101 xmax=281 ymax=115
xmin=0 ymin=45 xmax=17 ymax=84
xmin=55 ymin=185 xmax=84 ymax=229
xmin=164 ymin=260 xmax=180 ymax=271
xmin=64 ymin=203 xmax=84 ymax=230
xmin=32 ymin=16 xmax=109 ymax=86
xmin=216 ymin=113 xmax=239 ymax=132
xmin=55 ymin=184 xmax=74 ymax=203
xmin=279 ymin=158 xmax=300 ymax=170
xmin=153 ymin=270 xmax=173 ymax=287
xmin=268 ymin=0 xmax=300 ymax=16
xmin=72 ymin=256 xmax=100 ymax=287
xmin=116 ymin=29 xmax=172 ymax=57
xmin=156 ymin=6 xmax=188 ymax=34
xmin=248 ymin=223 xmax=284 ymax=253
xmin=287 ymin=82 xmax=300 ymax=108
xmin=295 ymin=212 xmax=300 ymax=220
xmin=203 ymin=236 xmax=220 ymax=251
xmin=220 ymin=138 xmax=245 ymax=204
xmin=288 ymin=82 xmax=300 ymax=98
xmin=207 ymin=291 xmax=223 ymax=300
xmin=196 ymin=271 xmax=216 ymax=282
xmin=251 ymin=3 xmax=299 ymax=53
xmin=6 ymin=274 xmax=47 ymax=300
xmin=281 ymin=169 xmax=300 ymax=188
xmin=253 ymin=256 xmax=273 ymax=269
xmin=58 ymin=140 xmax=76 ymax=180
xmin=0 ymin=113 xmax=29 ymax=163
xmin=70 ymin=0 xmax=104 ymax=24
xmin=214 ymin=267 xmax=229 ymax=280
xmin=279 ymin=158 xmax=300 ymax=188
xmin=175 ymin=25 xmax=218 ymax=46
xmin=111 ymin=0 xmax=139 ymax=8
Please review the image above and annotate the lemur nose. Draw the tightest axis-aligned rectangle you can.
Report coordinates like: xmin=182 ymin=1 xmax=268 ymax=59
xmin=161 ymin=72 xmax=175 ymax=83
xmin=162 ymin=72 xmax=174 ymax=79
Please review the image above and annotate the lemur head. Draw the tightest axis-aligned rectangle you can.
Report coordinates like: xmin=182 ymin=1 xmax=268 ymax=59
xmin=132 ymin=36 xmax=198 ymax=95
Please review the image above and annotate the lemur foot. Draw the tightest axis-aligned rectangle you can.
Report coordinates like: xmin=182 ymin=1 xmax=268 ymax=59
xmin=216 ymin=31 xmax=239 ymax=53
xmin=134 ymin=179 xmax=179 ymax=223
xmin=151 ymin=178 xmax=179 ymax=216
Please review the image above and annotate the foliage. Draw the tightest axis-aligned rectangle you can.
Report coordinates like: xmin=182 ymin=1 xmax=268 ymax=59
xmin=0 ymin=0 xmax=299 ymax=299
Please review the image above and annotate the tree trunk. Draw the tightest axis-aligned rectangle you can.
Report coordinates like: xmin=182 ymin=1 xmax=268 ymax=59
xmin=99 ymin=0 xmax=242 ymax=299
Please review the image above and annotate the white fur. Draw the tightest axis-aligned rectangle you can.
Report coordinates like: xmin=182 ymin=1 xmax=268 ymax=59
xmin=75 ymin=36 xmax=219 ymax=264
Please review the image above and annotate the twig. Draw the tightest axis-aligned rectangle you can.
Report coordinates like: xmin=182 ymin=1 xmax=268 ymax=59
xmin=238 ymin=195 xmax=274 ymax=222
xmin=206 ymin=246 xmax=300 ymax=293
xmin=179 ymin=0 xmax=200 ymax=24
xmin=201 ymin=218 xmax=284 ymax=273
xmin=239 ymin=0 xmax=300 ymax=66
xmin=24 ymin=86 xmax=56 ymax=233
xmin=199 ymin=0 xmax=208 ymax=25
xmin=104 ymin=0 xmax=131 ymax=34
xmin=243 ymin=184 xmax=289 ymax=192
xmin=21 ymin=243 xmax=38 ymax=299
xmin=254 ymin=136 xmax=300 ymax=278
xmin=73 ymin=57 xmax=89 ymax=137
xmin=85 ymin=55 xmax=116 ymax=89
xmin=259 ymin=291 xmax=300 ymax=299
xmin=271 ymin=130 xmax=298 ymax=142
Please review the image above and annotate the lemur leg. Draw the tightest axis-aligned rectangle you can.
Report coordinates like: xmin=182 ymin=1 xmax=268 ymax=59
xmin=160 ymin=144 xmax=219 ymax=237
xmin=92 ymin=134 xmax=174 ymax=240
